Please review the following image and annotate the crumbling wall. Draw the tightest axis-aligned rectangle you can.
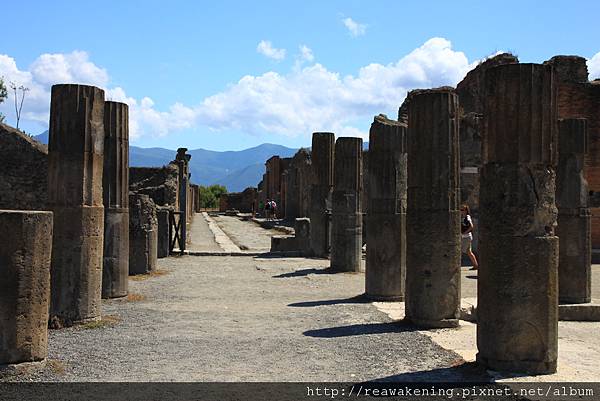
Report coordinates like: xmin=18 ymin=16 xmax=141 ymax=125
xmin=219 ymin=187 xmax=257 ymax=213
xmin=0 ymin=123 xmax=48 ymax=210
xmin=129 ymin=164 xmax=178 ymax=207
xmin=545 ymin=56 xmax=600 ymax=246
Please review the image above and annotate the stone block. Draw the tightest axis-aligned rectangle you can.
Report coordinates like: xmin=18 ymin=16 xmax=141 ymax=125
xmin=0 ymin=210 xmax=52 ymax=364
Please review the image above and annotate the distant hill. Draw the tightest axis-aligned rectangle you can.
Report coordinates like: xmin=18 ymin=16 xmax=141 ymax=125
xmin=33 ymin=131 xmax=298 ymax=192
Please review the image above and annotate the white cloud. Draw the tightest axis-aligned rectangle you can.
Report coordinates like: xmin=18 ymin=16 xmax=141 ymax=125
xmin=0 ymin=51 xmax=197 ymax=140
xmin=196 ymin=37 xmax=475 ymax=139
xmin=30 ymin=51 xmax=108 ymax=87
xmin=299 ymin=45 xmax=314 ymax=63
xmin=342 ymin=17 xmax=367 ymax=37
xmin=588 ymin=51 xmax=600 ymax=80
xmin=0 ymin=37 xmax=496 ymax=143
xmin=256 ymin=40 xmax=286 ymax=61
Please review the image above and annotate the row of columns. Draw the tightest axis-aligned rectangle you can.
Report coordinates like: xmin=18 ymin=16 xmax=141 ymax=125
xmin=2 ymin=84 xmax=131 ymax=363
xmin=2 ymin=84 xmax=194 ymax=363
xmin=317 ymin=62 xmax=591 ymax=374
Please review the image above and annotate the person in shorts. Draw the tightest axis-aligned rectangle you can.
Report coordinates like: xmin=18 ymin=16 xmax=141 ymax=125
xmin=460 ymin=204 xmax=479 ymax=271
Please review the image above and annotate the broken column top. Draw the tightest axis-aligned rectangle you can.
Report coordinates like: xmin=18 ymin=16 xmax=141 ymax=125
xmin=544 ymin=55 xmax=589 ymax=83
xmin=398 ymin=87 xmax=455 ymax=124
xmin=455 ymin=52 xmax=519 ymax=115
xmin=176 ymin=148 xmax=191 ymax=162
xmin=333 ymin=137 xmax=362 ymax=192
xmin=311 ymin=132 xmax=335 ymax=186
xmin=49 ymin=84 xmax=105 ymax=156
xmin=484 ymin=63 xmax=557 ymax=165
xmin=369 ymin=114 xmax=407 ymax=152
xmin=48 ymin=84 xmax=105 ymax=207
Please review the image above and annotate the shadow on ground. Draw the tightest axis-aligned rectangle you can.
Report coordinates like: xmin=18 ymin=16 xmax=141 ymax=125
xmin=288 ymin=294 xmax=369 ymax=307
xmin=273 ymin=267 xmax=339 ymax=278
xmin=370 ymin=362 xmax=492 ymax=382
xmin=303 ymin=320 xmax=419 ymax=338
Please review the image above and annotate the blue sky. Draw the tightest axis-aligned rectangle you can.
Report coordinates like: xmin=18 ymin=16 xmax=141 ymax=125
xmin=1 ymin=0 xmax=600 ymax=151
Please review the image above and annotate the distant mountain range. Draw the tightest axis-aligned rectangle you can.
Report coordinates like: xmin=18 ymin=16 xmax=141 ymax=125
xmin=33 ymin=131 xmax=298 ymax=192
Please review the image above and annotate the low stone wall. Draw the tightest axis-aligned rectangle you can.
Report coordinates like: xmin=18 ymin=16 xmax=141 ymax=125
xmin=0 ymin=123 xmax=48 ymax=211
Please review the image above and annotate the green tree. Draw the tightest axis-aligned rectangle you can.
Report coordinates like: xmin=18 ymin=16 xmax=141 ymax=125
xmin=198 ymin=185 xmax=228 ymax=209
xmin=209 ymin=185 xmax=227 ymax=200
xmin=0 ymin=77 xmax=7 ymax=123
xmin=199 ymin=186 xmax=217 ymax=208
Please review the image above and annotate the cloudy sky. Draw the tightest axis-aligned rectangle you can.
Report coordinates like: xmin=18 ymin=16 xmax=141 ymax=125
xmin=1 ymin=0 xmax=600 ymax=150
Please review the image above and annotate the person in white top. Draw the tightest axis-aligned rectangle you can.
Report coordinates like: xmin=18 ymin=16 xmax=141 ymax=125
xmin=460 ymin=204 xmax=479 ymax=271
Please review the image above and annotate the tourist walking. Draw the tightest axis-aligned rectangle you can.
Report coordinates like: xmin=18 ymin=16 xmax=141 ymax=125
xmin=460 ymin=204 xmax=479 ymax=270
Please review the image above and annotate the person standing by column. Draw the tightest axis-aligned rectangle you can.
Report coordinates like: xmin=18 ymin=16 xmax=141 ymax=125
xmin=461 ymin=204 xmax=479 ymax=271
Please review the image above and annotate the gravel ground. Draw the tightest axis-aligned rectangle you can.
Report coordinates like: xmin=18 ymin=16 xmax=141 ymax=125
xmin=211 ymin=215 xmax=281 ymax=252
xmin=1 ymin=252 xmax=487 ymax=383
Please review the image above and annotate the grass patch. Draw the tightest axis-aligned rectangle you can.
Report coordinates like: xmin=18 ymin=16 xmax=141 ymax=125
xmin=129 ymin=269 xmax=170 ymax=281
xmin=79 ymin=315 xmax=121 ymax=330
xmin=127 ymin=293 xmax=146 ymax=302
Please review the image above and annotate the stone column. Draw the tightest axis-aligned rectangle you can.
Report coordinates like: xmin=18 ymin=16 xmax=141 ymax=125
xmin=477 ymin=63 xmax=558 ymax=374
xmin=129 ymin=193 xmax=158 ymax=274
xmin=0 ymin=210 xmax=52 ymax=364
xmin=405 ymin=88 xmax=461 ymax=328
xmin=309 ymin=132 xmax=335 ymax=257
xmin=365 ymin=115 xmax=407 ymax=300
xmin=557 ymin=118 xmax=591 ymax=304
xmin=330 ymin=137 xmax=363 ymax=272
xmin=175 ymin=148 xmax=190 ymax=252
xmin=156 ymin=206 xmax=172 ymax=258
xmin=47 ymin=84 xmax=104 ymax=326
xmin=102 ymin=101 xmax=129 ymax=299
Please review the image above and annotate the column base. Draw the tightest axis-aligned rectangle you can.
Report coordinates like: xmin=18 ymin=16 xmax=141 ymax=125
xmin=364 ymin=293 xmax=404 ymax=302
xmin=404 ymin=317 xmax=459 ymax=329
xmin=476 ymin=353 xmax=557 ymax=375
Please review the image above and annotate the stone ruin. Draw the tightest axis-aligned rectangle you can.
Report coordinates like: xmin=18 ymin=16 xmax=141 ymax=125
xmin=0 ymin=123 xmax=48 ymax=210
xmin=0 ymin=82 xmax=198 ymax=364
xmin=1 ymin=51 xmax=599 ymax=375
xmin=47 ymin=84 xmax=105 ymax=326
xmin=129 ymin=193 xmax=158 ymax=274
xmin=283 ymin=148 xmax=312 ymax=221
xmin=102 ymin=101 xmax=130 ymax=298
xmin=0 ymin=210 xmax=52 ymax=364
xmin=365 ymin=115 xmax=407 ymax=301
xmin=556 ymin=118 xmax=591 ymax=304
xmin=477 ymin=63 xmax=559 ymax=374
xmin=219 ymin=187 xmax=257 ymax=213
xmin=330 ymin=137 xmax=363 ymax=272
xmin=309 ymin=133 xmax=335 ymax=257
xmin=405 ymin=88 xmax=461 ymax=329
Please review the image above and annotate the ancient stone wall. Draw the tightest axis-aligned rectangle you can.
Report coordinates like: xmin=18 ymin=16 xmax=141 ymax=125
xmin=219 ymin=187 xmax=257 ymax=213
xmin=0 ymin=123 xmax=48 ymax=210
xmin=129 ymin=165 xmax=178 ymax=207
xmin=545 ymin=55 xmax=600 ymax=247
xmin=283 ymin=148 xmax=311 ymax=220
